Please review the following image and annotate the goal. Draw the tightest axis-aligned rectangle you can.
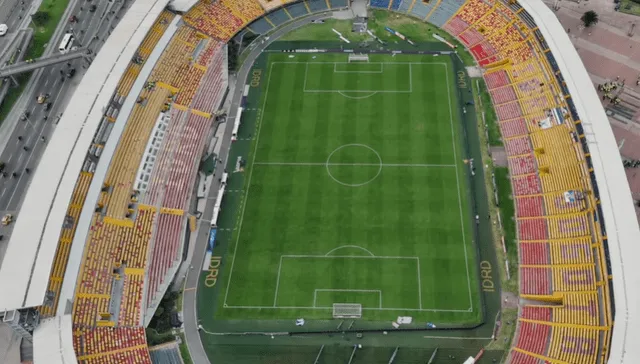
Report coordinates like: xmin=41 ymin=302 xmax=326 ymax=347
xmin=348 ymin=54 xmax=369 ymax=62
xmin=333 ymin=303 xmax=362 ymax=318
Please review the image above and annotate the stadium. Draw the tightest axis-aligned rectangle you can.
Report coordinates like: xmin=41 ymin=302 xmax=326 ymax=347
xmin=0 ymin=0 xmax=638 ymax=363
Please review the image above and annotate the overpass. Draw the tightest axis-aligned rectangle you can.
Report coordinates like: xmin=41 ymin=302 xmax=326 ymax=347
xmin=0 ymin=48 xmax=91 ymax=78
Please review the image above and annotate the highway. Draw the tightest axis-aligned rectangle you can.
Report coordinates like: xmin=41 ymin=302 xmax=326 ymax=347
xmin=0 ymin=0 xmax=131 ymax=244
xmin=181 ymin=12 xmax=331 ymax=364
xmin=0 ymin=0 xmax=35 ymax=55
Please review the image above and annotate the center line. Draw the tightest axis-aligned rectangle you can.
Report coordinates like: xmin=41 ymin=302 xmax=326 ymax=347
xmin=253 ymin=162 xmax=456 ymax=167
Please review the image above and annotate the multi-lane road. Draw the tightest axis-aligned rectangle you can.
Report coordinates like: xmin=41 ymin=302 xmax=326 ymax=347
xmin=0 ymin=0 xmax=35 ymax=53
xmin=0 ymin=0 xmax=130 ymax=242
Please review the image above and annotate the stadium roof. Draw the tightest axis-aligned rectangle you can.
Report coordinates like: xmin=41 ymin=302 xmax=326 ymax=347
xmin=0 ymin=0 xmax=171 ymax=312
xmin=522 ymin=1 xmax=640 ymax=363
xmin=169 ymin=0 xmax=198 ymax=12
xmin=32 ymin=315 xmax=77 ymax=364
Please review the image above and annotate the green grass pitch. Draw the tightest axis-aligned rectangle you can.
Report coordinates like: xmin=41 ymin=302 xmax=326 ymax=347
xmin=218 ymin=53 xmax=481 ymax=324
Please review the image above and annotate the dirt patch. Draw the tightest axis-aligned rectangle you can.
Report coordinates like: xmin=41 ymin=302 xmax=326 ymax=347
xmin=502 ymin=291 xmax=519 ymax=310
xmin=490 ymin=146 xmax=508 ymax=167
xmin=466 ymin=66 xmax=483 ymax=78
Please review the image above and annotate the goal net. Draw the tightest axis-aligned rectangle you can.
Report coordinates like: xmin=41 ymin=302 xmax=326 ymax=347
xmin=348 ymin=54 xmax=369 ymax=62
xmin=333 ymin=303 xmax=362 ymax=318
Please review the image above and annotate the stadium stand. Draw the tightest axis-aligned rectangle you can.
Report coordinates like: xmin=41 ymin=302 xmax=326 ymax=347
xmin=267 ymin=8 xmax=291 ymax=26
xmin=183 ymin=0 xmax=265 ymax=41
xmin=37 ymin=10 xmax=177 ymax=319
xmin=7 ymin=0 xmax=638 ymax=363
xmin=148 ymin=342 xmax=183 ymax=364
xmin=438 ymin=0 xmax=614 ymax=362
xmin=28 ymin=7 xmax=226 ymax=362
xmin=66 ymin=7 xmax=228 ymax=359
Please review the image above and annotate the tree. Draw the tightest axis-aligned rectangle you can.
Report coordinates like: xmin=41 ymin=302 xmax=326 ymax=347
xmin=31 ymin=11 xmax=50 ymax=26
xmin=154 ymin=306 xmax=165 ymax=317
xmin=581 ymin=10 xmax=599 ymax=28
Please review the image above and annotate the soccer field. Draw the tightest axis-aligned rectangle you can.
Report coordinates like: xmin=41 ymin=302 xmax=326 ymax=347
xmin=217 ymin=53 xmax=481 ymax=323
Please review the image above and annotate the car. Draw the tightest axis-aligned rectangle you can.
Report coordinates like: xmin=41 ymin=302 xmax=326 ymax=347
xmin=0 ymin=162 xmax=4 ymax=172
xmin=37 ymin=93 xmax=49 ymax=104
xmin=89 ymin=5 xmax=97 ymax=12
xmin=2 ymin=214 xmax=13 ymax=226
xmin=44 ymin=102 xmax=52 ymax=111
xmin=20 ymin=111 xmax=29 ymax=121
xmin=0 ymin=24 xmax=8 ymax=37
xmin=66 ymin=68 xmax=76 ymax=78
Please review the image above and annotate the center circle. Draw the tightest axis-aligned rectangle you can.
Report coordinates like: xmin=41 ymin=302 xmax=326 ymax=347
xmin=325 ymin=144 xmax=382 ymax=187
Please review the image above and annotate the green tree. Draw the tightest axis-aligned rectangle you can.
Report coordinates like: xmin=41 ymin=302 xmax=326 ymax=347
xmin=154 ymin=306 xmax=165 ymax=317
xmin=31 ymin=11 xmax=50 ymax=26
xmin=581 ymin=10 xmax=599 ymax=28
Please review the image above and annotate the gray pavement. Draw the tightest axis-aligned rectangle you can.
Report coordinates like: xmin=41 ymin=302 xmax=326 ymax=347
xmin=181 ymin=12 xmax=332 ymax=364
xmin=0 ymin=48 xmax=88 ymax=77
xmin=0 ymin=0 xmax=130 ymax=249
xmin=0 ymin=0 xmax=35 ymax=55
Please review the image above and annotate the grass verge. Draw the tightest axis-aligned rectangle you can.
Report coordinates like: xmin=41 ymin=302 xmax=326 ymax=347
xmin=494 ymin=167 xmax=518 ymax=293
xmin=0 ymin=74 xmax=30 ymax=124
xmin=178 ymin=333 xmax=193 ymax=364
xmin=619 ymin=0 xmax=640 ymax=16
xmin=475 ymin=78 xmax=502 ymax=146
xmin=27 ymin=0 xmax=70 ymax=59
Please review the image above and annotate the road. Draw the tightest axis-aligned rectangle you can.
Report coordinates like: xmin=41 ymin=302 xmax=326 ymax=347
xmin=181 ymin=12 xmax=332 ymax=364
xmin=0 ymin=0 xmax=35 ymax=55
xmin=0 ymin=0 xmax=130 ymax=243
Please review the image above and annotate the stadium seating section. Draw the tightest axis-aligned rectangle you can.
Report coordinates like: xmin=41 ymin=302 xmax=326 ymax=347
xmin=34 ymin=1 xmax=615 ymax=363
xmin=32 ymin=8 xmax=227 ymax=363
xmin=439 ymin=1 xmax=613 ymax=363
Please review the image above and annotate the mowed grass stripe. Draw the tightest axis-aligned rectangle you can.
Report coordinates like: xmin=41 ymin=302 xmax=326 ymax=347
xmin=220 ymin=54 xmax=479 ymax=322
xmin=225 ymin=166 xmax=471 ymax=311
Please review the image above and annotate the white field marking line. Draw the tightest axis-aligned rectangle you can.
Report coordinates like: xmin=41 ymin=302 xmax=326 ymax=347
xmin=223 ymin=62 xmax=274 ymax=307
xmin=273 ymin=255 xmax=421 ymax=310
xmin=303 ymin=63 xmax=308 ymax=93
xmin=273 ymin=255 xmax=283 ymax=307
xmin=325 ymin=144 xmax=382 ymax=187
xmin=305 ymin=89 xmax=410 ymax=94
xmin=337 ymin=91 xmax=377 ymax=99
xmin=281 ymin=254 xmax=417 ymax=259
xmin=224 ymin=305 xmax=470 ymax=312
xmin=272 ymin=62 xmax=449 ymax=65
xmin=252 ymin=162 xmax=456 ymax=167
xmin=325 ymin=245 xmax=374 ymax=256
xmin=444 ymin=62 xmax=474 ymax=311
xmin=299 ymin=61 xmax=423 ymax=93
xmin=417 ymin=258 xmax=423 ymax=310
xmin=313 ymin=289 xmax=382 ymax=308
xmin=333 ymin=62 xmax=383 ymax=73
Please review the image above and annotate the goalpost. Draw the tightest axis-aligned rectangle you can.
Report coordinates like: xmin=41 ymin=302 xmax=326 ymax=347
xmin=348 ymin=53 xmax=369 ymax=62
xmin=333 ymin=303 xmax=362 ymax=318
